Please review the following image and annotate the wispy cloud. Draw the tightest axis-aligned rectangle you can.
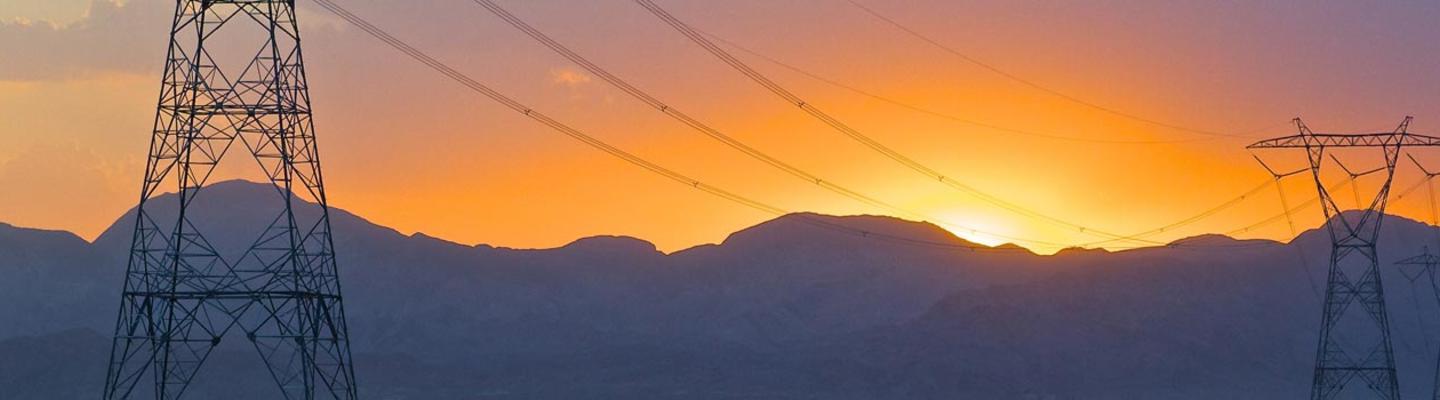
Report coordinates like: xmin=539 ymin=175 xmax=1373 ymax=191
xmin=0 ymin=0 xmax=166 ymax=82
xmin=548 ymin=67 xmax=593 ymax=87
xmin=0 ymin=1 xmax=345 ymax=82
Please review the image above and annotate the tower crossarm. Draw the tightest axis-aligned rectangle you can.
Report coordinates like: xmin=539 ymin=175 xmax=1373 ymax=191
xmin=1395 ymin=252 xmax=1440 ymax=266
xmin=1248 ymin=133 xmax=1440 ymax=149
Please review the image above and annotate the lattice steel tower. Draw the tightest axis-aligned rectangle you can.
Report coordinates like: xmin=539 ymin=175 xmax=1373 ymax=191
xmin=1251 ymin=117 xmax=1439 ymax=400
xmin=103 ymin=1 xmax=358 ymax=398
xmin=1397 ymin=250 xmax=1440 ymax=400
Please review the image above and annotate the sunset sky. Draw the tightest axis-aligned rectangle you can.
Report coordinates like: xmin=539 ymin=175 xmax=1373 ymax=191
xmin=3 ymin=0 xmax=1440 ymax=253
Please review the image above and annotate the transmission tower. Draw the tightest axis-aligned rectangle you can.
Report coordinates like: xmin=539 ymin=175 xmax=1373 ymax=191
xmin=1251 ymin=117 xmax=1438 ymax=400
xmin=102 ymin=1 xmax=358 ymax=399
xmin=1397 ymin=249 xmax=1440 ymax=400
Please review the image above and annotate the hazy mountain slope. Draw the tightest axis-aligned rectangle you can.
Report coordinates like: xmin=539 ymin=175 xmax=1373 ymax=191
xmin=865 ymin=216 xmax=1440 ymax=399
xmin=5 ymin=181 xmax=1440 ymax=398
xmin=72 ymin=181 xmax=1053 ymax=357
xmin=0 ymin=223 xmax=111 ymax=338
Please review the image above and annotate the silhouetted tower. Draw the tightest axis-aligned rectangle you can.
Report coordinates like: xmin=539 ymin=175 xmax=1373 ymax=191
xmin=1251 ymin=117 xmax=1437 ymax=400
xmin=103 ymin=1 xmax=358 ymax=399
xmin=1397 ymin=249 xmax=1440 ymax=400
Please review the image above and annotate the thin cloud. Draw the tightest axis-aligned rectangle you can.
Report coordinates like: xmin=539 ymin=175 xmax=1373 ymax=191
xmin=548 ymin=67 xmax=593 ymax=87
xmin=0 ymin=1 xmax=345 ymax=82
xmin=0 ymin=0 xmax=166 ymax=82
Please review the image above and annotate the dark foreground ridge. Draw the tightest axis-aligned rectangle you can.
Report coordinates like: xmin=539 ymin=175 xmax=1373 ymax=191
xmin=2 ymin=180 xmax=1439 ymax=399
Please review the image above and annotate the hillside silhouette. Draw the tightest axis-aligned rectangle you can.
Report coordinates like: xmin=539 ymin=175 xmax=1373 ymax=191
xmin=3 ymin=180 xmax=1440 ymax=398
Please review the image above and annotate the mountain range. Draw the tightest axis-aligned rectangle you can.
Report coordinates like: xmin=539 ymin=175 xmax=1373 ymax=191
xmin=3 ymin=180 xmax=1440 ymax=399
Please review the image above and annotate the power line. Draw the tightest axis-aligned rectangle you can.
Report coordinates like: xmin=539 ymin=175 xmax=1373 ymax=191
xmin=1273 ymin=172 xmax=1323 ymax=298
xmin=696 ymin=30 xmax=1236 ymax=145
xmin=1227 ymin=173 xmax=1433 ymax=239
xmin=1076 ymin=178 xmax=1278 ymax=247
xmin=311 ymin=0 xmax=1069 ymax=253
xmin=841 ymin=0 xmax=1268 ymax=139
xmin=483 ymin=0 xmax=1307 ymax=250
xmin=1225 ymin=179 xmax=1353 ymax=236
xmin=317 ymin=0 xmax=1334 ymax=254
xmin=634 ymin=0 xmax=1167 ymax=246
xmin=695 ymin=22 xmax=1310 ymax=245
xmin=467 ymin=0 xmax=1082 ymax=249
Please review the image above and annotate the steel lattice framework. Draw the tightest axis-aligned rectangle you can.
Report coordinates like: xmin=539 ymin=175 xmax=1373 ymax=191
xmin=1251 ymin=117 xmax=1438 ymax=400
xmin=1397 ymin=250 xmax=1440 ymax=400
xmin=102 ymin=1 xmax=358 ymax=399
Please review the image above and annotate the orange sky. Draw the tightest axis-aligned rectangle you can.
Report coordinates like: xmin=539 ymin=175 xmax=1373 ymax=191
xmin=3 ymin=0 xmax=1440 ymax=253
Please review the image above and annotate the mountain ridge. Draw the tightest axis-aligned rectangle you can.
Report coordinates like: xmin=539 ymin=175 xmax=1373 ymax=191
xmin=35 ymin=179 xmax=1411 ymax=255
xmin=5 ymin=180 xmax=1440 ymax=398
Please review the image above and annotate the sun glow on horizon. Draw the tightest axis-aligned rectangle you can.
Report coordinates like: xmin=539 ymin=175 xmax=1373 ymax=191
xmin=2 ymin=0 xmax=1438 ymax=255
xmin=928 ymin=209 xmax=1019 ymax=249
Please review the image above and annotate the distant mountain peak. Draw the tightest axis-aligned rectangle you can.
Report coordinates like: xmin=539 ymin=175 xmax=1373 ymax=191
xmin=409 ymin=232 xmax=468 ymax=247
xmin=1055 ymin=246 xmax=1111 ymax=256
xmin=721 ymin=212 xmax=985 ymax=249
xmin=205 ymin=178 xmax=273 ymax=188
xmin=560 ymin=235 xmax=660 ymax=255
xmin=992 ymin=243 xmax=1031 ymax=252
xmin=59 ymin=178 xmax=1440 ymax=258
xmin=148 ymin=179 xmax=314 ymax=202
xmin=1167 ymin=233 xmax=1276 ymax=248
xmin=0 ymin=222 xmax=88 ymax=245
